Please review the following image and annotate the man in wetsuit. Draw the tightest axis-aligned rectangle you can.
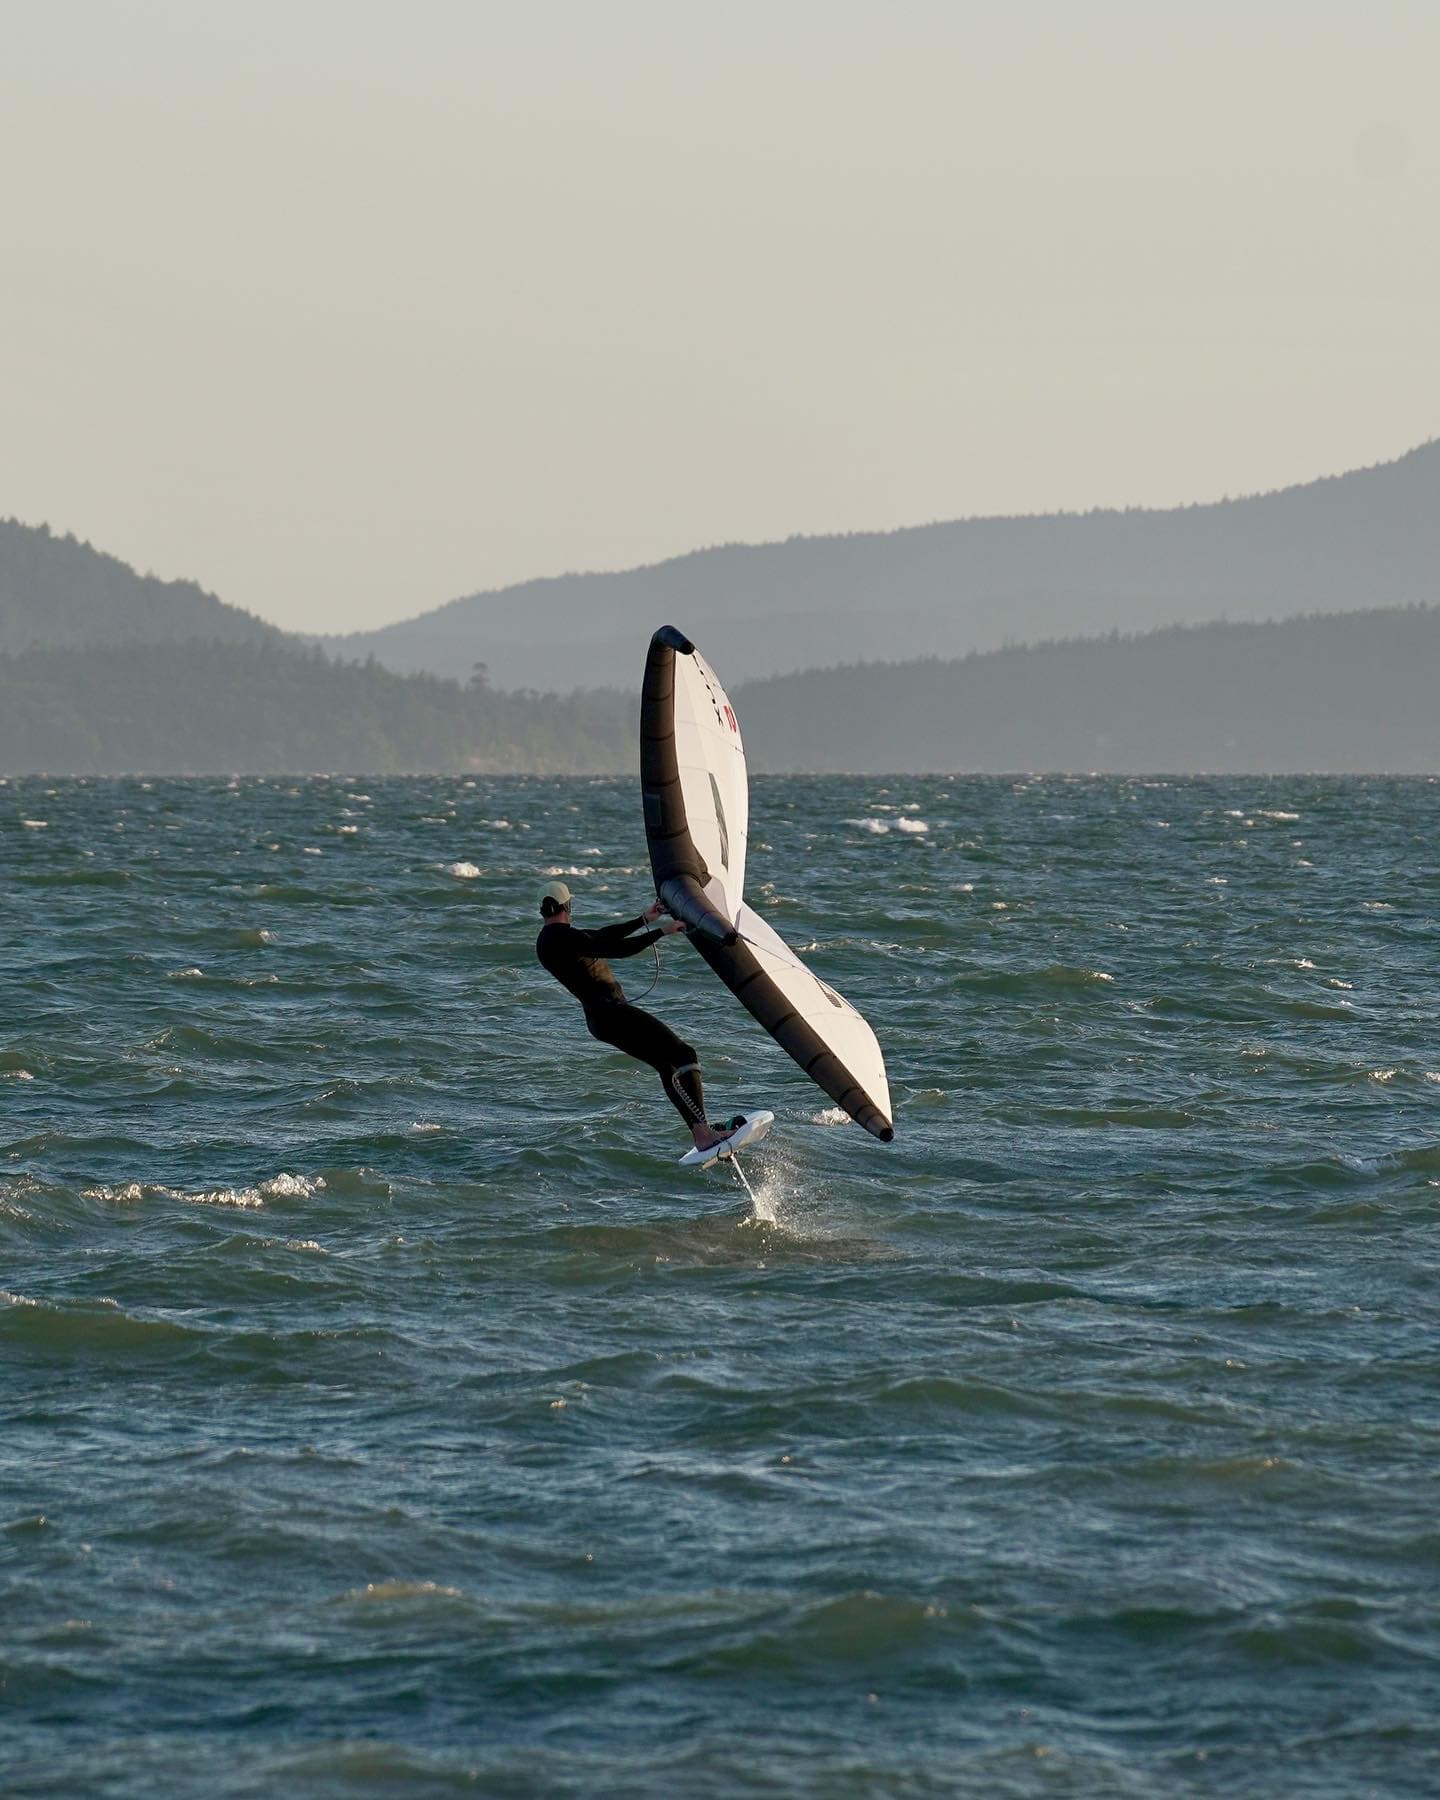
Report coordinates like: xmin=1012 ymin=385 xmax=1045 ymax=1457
xmin=535 ymin=880 xmax=739 ymax=1152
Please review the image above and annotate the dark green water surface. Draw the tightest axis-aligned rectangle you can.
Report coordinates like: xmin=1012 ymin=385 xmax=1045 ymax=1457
xmin=3 ymin=774 xmax=1439 ymax=1796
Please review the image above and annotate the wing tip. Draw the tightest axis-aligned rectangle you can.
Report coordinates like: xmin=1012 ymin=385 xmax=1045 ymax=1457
xmin=653 ymin=624 xmax=696 ymax=656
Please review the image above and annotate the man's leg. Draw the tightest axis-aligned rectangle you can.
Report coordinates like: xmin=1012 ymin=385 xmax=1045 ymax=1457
xmin=588 ymin=1005 xmax=722 ymax=1142
xmin=665 ymin=1060 xmax=707 ymax=1130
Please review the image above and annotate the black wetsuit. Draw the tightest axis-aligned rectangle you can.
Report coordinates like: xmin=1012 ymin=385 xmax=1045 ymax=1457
xmin=536 ymin=915 xmax=707 ymax=1127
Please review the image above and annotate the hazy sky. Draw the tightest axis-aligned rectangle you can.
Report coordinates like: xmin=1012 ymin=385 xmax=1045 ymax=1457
xmin=3 ymin=0 xmax=1436 ymax=632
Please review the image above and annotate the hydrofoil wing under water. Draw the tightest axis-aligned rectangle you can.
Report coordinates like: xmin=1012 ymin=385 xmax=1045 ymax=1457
xmin=640 ymin=624 xmax=894 ymax=1143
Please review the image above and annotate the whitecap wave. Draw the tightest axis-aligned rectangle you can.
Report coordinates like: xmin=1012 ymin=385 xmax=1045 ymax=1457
xmin=83 ymin=1172 xmax=324 ymax=1210
xmin=82 ymin=1183 xmax=147 ymax=1204
xmin=895 ymin=818 xmax=930 ymax=834
xmin=259 ymin=1172 xmax=324 ymax=1200
xmin=445 ymin=862 xmax=481 ymax=879
xmin=180 ymin=1187 xmax=268 ymax=1209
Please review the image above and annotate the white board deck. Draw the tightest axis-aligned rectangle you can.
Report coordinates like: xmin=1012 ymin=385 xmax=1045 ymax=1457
xmin=679 ymin=1110 xmax=775 ymax=1170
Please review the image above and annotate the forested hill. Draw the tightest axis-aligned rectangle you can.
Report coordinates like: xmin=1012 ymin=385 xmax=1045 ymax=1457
xmin=0 ymin=641 xmax=632 ymax=774
xmin=735 ymin=606 xmax=1440 ymax=775
xmin=0 ymin=520 xmax=633 ymax=773
xmin=0 ymin=519 xmax=281 ymax=653
xmin=7 ymin=604 xmax=1435 ymax=776
xmin=320 ymin=439 xmax=1440 ymax=692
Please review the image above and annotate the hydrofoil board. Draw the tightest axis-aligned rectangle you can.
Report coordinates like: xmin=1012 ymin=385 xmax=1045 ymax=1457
xmin=679 ymin=1110 xmax=774 ymax=1170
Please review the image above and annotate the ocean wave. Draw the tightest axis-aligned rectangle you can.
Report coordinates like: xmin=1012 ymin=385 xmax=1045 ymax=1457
xmin=955 ymin=964 xmax=1115 ymax=993
xmin=80 ymin=1172 xmax=324 ymax=1210
xmin=336 ymin=1579 xmax=465 ymax=1606
xmin=19 ymin=867 xmax=131 ymax=887
xmin=683 ymin=1589 xmax=967 ymax=1676
xmin=809 ymin=1106 xmax=850 ymax=1126
xmin=0 ymin=1290 xmax=199 ymax=1351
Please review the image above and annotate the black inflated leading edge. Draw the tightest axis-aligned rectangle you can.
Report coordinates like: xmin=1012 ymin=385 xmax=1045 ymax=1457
xmin=640 ymin=626 xmax=894 ymax=1142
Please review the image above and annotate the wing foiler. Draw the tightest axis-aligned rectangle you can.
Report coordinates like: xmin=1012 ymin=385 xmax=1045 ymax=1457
xmin=640 ymin=625 xmax=894 ymax=1143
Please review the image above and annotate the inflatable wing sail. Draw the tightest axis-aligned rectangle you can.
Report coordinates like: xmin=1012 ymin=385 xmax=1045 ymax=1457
xmin=641 ymin=625 xmax=894 ymax=1142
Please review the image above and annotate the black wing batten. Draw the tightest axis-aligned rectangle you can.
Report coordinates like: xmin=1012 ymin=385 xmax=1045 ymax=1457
xmin=640 ymin=624 xmax=894 ymax=1144
xmin=641 ymin=626 xmax=698 ymax=883
xmin=641 ymin=627 xmax=734 ymax=946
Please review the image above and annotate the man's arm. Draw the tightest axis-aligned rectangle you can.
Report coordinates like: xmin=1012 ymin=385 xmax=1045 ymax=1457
xmin=580 ymin=916 xmax=661 ymax=957
xmin=581 ymin=910 xmax=685 ymax=958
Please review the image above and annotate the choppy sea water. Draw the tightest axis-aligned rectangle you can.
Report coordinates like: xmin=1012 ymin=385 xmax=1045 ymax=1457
xmin=3 ymin=773 xmax=1439 ymax=1798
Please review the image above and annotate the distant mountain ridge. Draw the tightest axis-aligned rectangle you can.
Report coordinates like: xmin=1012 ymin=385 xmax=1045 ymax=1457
xmin=0 ymin=519 xmax=281 ymax=653
xmin=4 ymin=442 xmax=1439 ymax=772
xmin=736 ymin=605 xmax=1440 ymax=774
xmin=318 ymin=439 xmax=1440 ymax=692
xmin=5 ymin=598 xmax=1436 ymax=775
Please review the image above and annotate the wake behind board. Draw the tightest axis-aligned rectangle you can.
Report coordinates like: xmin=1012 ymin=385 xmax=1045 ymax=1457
xmin=679 ymin=1110 xmax=774 ymax=1170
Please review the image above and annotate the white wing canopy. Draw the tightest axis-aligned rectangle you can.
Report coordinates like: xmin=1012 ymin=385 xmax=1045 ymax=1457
xmin=669 ymin=647 xmax=748 ymax=926
xmin=641 ymin=625 xmax=894 ymax=1142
